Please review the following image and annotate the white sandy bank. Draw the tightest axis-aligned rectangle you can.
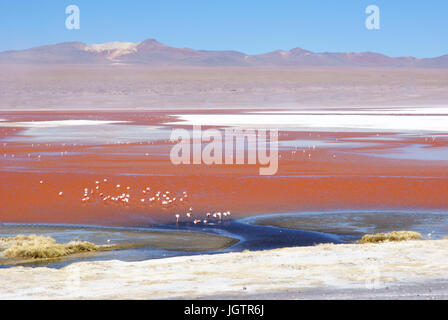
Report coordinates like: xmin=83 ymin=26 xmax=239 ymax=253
xmin=167 ymin=112 xmax=448 ymax=132
xmin=0 ymin=240 xmax=447 ymax=299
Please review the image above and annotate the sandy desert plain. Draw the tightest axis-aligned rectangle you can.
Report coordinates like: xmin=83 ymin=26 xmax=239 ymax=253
xmin=0 ymin=65 xmax=448 ymax=299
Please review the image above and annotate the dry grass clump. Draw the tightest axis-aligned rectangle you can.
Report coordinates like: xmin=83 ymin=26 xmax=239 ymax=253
xmin=0 ymin=235 xmax=98 ymax=259
xmin=360 ymin=231 xmax=422 ymax=244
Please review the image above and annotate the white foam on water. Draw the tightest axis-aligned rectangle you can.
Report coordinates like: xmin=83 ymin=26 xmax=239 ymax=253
xmin=167 ymin=112 xmax=448 ymax=132
xmin=0 ymin=120 xmax=129 ymax=128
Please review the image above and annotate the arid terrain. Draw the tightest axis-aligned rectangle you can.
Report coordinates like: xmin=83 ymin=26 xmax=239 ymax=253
xmin=1 ymin=65 xmax=448 ymax=110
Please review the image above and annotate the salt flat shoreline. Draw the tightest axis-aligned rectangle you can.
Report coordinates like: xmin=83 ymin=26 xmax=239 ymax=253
xmin=0 ymin=239 xmax=447 ymax=299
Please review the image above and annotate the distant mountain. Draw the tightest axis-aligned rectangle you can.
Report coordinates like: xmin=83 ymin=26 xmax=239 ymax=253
xmin=0 ymin=38 xmax=446 ymax=68
xmin=0 ymin=42 xmax=108 ymax=64
xmin=417 ymin=54 xmax=448 ymax=68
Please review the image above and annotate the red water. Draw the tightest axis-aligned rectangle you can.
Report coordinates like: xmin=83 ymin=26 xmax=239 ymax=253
xmin=1 ymin=110 xmax=447 ymax=226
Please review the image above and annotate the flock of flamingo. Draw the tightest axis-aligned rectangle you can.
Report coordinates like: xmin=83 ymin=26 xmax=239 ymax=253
xmin=49 ymin=178 xmax=231 ymax=226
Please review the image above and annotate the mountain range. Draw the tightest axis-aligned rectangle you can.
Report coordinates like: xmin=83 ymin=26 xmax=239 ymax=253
xmin=1 ymin=38 xmax=447 ymax=68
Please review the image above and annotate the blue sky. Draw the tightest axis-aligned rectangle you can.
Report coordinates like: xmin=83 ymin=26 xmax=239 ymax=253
xmin=0 ymin=0 xmax=447 ymax=58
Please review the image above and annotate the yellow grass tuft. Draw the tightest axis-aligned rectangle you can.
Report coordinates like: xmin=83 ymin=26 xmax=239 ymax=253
xmin=360 ymin=231 xmax=422 ymax=244
xmin=0 ymin=235 xmax=98 ymax=259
